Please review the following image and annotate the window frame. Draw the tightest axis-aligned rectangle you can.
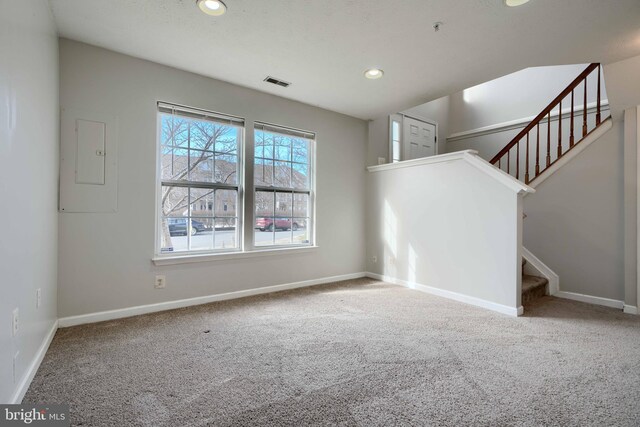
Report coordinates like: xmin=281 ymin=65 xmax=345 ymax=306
xmin=251 ymin=122 xmax=316 ymax=250
xmin=389 ymin=115 xmax=402 ymax=163
xmin=154 ymin=103 xmax=317 ymax=260
xmin=155 ymin=102 xmax=245 ymax=256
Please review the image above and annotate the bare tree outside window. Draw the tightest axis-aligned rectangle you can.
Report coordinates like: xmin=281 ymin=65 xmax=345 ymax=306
xmin=159 ymin=107 xmax=242 ymax=252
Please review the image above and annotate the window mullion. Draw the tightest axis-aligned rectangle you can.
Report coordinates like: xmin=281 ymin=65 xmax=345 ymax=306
xmin=243 ymin=122 xmax=255 ymax=252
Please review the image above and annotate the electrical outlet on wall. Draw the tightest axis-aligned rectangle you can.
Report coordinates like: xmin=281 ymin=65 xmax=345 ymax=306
xmin=155 ymin=275 xmax=166 ymax=289
xmin=12 ymin=308 xmax=19 ymax=336
xmin=372 ymin=255 xmax=377 ymax=263
xmin=36 ymin=288 xmax=41 ymax=309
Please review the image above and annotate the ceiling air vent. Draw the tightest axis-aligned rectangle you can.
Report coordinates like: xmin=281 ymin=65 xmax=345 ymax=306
xmin=264 ymin=76 xmax=291 ymax=88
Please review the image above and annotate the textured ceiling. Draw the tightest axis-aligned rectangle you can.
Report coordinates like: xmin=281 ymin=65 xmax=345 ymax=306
xmin=49 ymin=0 xmax=640 ymax=120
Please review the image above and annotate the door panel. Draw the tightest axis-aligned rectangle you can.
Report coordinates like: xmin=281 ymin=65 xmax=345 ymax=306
xmin=403 ymin=117 xmax=436 ymax=160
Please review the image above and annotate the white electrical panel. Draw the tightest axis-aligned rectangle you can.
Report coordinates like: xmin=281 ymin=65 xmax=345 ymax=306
xmin=76 ymin=119 xmax=106 ymax=185
xmin=60 ymin=108 xmax=118 ymax=213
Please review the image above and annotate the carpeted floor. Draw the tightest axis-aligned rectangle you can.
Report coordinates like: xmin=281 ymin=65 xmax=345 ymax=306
xmin=25 ymin=278 xmax=640 ymax=426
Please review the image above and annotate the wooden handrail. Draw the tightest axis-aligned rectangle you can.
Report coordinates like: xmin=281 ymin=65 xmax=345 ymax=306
xmin=490 ymin=63 xmax=600 ymax=166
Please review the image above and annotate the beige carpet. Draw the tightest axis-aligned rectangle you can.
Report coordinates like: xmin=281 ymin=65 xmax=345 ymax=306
xmin=25 ymin=278 xmax=640 ymax=426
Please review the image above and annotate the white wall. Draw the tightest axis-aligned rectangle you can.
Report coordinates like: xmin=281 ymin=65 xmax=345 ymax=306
xmin=523 ymin=120 xmax=625 ymax=301
xmin=367 ymin=113 xmax=389 ymax=167
xmin=623 ymin=108 xmax=637 ymax=308
xmin=57 ymin=40 xmax=368 ymax=318
xmin=366 ymin=153 xmax=527 ymax=314
xmin=0 ymin=0 xmax=58 ymax=403
xmin=604 ymin=54 xmax=640 ymax=117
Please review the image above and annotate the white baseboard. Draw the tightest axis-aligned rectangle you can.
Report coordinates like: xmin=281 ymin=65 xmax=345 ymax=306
xmin=366 ymin=272 xmax=522 ymax=317
xmin=522 ymin=247 xmax=560 ymax=295
xmin=623 ymin=305 xmax=639 ymax=315
xmin=555 ymin=291 xmax=624 ymax=309
xmin=58 ymin=272 xmax=367 ymax=328
xmin=10 ymin=320 xmax=58 ymax=404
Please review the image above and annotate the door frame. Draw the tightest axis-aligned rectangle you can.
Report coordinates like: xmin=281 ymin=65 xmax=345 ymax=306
xmin=388 ymin=113 xmax=439 ymax=162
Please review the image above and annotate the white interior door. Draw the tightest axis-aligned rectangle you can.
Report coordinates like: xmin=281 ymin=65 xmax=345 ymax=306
xmin=403 ymin=117 xmax=436 ymax=160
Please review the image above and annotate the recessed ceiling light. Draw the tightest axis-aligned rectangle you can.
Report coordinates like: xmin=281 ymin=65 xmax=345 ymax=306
xmin=505 ymin=0 xmax=530 ymax=6
xmin=197 ymin=0 xmax=227 ymax=16
xmin=364 ymin=68 xmax=384 ymax=80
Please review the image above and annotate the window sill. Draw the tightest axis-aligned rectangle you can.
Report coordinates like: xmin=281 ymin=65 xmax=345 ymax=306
xmin=152 ymin=245 xmax=319 ymax=266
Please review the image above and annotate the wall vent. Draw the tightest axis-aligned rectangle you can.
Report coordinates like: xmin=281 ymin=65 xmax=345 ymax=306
xmin=264 ymin=76 xmax=291 ymax=88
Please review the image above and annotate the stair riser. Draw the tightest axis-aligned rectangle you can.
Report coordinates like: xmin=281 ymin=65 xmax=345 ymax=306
xmin=522 ymin=284 xmax=547 ymax=304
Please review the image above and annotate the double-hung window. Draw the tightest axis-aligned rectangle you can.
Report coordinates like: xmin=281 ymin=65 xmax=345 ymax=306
xmin=254 ymin=123 xmax=314 ymax=247
xmin=158 ymin=103 xmax=244 ymax=254
xmin=156 ymin=103 xmax=315 ymax=257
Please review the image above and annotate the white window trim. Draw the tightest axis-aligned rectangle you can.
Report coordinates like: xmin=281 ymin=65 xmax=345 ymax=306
xmin=152 ymin=245 xmax=319 ymax=266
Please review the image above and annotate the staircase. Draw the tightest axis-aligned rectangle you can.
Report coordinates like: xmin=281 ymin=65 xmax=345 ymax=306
xmin=490 ymin=63 xmax=609 ymax=185
xmin=489 ymin=63 xmax=610 ymax=306
xmin=521 ymin=258 xmax=548 ymax=305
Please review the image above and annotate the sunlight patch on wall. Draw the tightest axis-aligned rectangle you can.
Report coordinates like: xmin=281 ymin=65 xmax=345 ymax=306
xmin=462 ymin=83 xmax=488 ymax=104
xmin=383 ymin=199 xmax=398 ymax=277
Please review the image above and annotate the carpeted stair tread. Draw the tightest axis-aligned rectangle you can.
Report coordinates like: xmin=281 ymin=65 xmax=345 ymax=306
xmin=522 ymin=274 xmax=547 ymax=292
xmin=522 ymin=274 xmax=548 ymax=304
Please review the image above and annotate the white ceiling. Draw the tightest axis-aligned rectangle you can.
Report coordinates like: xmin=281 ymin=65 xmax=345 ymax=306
xmin=48 ymin=0 xmax=640 ymax=120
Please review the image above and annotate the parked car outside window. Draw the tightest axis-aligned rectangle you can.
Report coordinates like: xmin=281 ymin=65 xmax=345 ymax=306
xmin=255 ymin=217 xmax=304 ymax=232
xmin=167 ymin=218 xmax=209 ymax=236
